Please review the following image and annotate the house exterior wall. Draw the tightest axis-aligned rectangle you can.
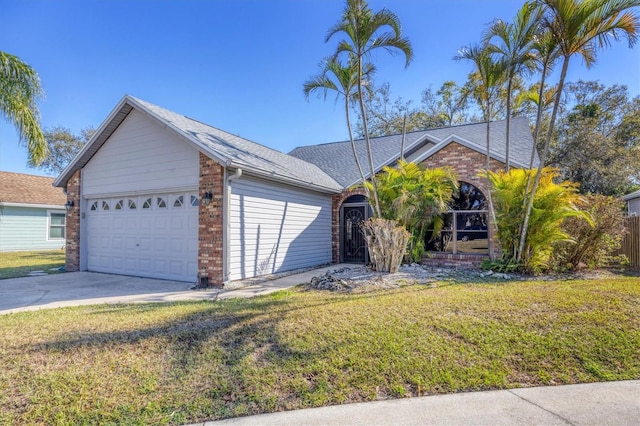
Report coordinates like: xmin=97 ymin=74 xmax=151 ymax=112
xmin=198 ymin=154 xmax=224 ymax=287
xmin=0 ymin=206 xmax=66 ymax=251
xmin=65 ymin=170 xmax=81 ymax=271
xmin=629 ymin=198 xmax=640 ymax=216
xmin=82 ymin=109 xmax=199 ymax=197
xmin=228 ymin=174 xmax=332 ymax=281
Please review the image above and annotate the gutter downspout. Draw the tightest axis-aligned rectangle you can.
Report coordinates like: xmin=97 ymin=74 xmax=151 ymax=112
xmin=223 ymin=168 xmax=242 ymax=284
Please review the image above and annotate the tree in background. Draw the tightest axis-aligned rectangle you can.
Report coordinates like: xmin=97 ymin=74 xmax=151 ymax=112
xmin=550 ymin=81 xmax=640 ymax=195
xmin=28 ymin=126 xmax=94 ymax=175
xmin=519 ymin=0 xmax=640 ymax=263
xmin=354 ymin=82 xmax=445 ymax=137
xmin=0 ymin=51 xmax=47 ymax=165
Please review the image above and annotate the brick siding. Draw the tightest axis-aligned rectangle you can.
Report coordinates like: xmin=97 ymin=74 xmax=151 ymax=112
xmin=198 ymin=153 xmax=225 ymax=287
xmin=65 ymin=170 xmax=81 ymax=272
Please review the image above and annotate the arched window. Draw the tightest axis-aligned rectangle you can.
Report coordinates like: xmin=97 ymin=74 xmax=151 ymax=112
xmin=425 ymin=182 xmax=489 ymax=255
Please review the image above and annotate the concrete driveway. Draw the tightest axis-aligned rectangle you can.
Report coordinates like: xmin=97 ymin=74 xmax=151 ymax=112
xmin=0 ymin=272 xmax=221 ymax=315
xmin=0 ymin=265 xmax=337 ymax=315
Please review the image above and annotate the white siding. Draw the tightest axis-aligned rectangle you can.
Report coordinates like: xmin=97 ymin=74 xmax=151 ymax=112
xmin=82 ymin=109 xmax=199 ymax=197
xmin=0 ymin=206 xmax=66 ymax=251
xmin=229 ymin=176 xmax=332 ymax=281
xmin=629 ymin=198 xmax=640 ymax=216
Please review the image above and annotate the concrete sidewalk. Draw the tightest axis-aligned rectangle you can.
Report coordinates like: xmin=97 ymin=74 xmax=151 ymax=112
xmin=197 ymin=380 xmax=640 ymax=425
xmin=0 ymin=265 xmax=336 ymax=315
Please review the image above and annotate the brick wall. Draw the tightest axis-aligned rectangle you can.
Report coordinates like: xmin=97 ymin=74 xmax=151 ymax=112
xmin=65 ymin=170 xmax=81 ymax=272
xmin=331 ymin=187 xmax=368 ymax=263
xmin=198 ymin=153 xmax=225 ymax=287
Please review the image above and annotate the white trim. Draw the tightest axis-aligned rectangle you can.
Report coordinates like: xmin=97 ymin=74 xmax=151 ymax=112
xmin=232 ymin=166 xmax=342 ymax=194
xmin=46 ymin=209 xmax=66 ymax=241
xmin=0 ymin=202 xmax=65 ymax=209
xmin=622 ymin=191 xmax=640 ymax=201
xmin=410 ymin=134 xmax=529 ymax=170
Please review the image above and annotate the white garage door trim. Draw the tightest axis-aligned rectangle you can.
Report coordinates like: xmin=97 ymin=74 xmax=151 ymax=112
xmin=86 ymin=192 xmax=199 ymax=282
xmin=228 ymin=176 xmax=332 ymax=281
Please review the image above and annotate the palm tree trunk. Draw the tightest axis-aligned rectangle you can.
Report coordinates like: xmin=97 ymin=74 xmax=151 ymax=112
xmin=517 ymin=55 xmax=569 ymax=263
xmin=345 ymin=94 xmax=367 ymax=186
xmin=357 ymin=56 xmax=382 ymax=218
xmin=505 ymin=75 xmax=513 ymax=172
xmin=485 ymin=102 xmax=498 ymax=260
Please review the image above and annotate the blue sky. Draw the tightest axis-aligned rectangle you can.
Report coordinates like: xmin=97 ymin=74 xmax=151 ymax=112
xmin=2 ymin=0 xmax=639 ymax=177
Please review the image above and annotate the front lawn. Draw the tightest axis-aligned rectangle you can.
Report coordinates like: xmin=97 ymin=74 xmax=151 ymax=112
xmin=1 ymin=277 xmax=639 ymax=424
xmin=0 ymin=250 xmax=66 ymax=279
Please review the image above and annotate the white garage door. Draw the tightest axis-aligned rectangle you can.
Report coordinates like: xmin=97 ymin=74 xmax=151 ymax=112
xmin=87 ymin=192 xmax=199 ymax=282
xmin=229 ymin=176 xmax=332 ymax=281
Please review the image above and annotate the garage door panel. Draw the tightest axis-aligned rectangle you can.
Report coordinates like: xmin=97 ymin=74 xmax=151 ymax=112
xmin=87 ymin=192 xmax=198 ymax=282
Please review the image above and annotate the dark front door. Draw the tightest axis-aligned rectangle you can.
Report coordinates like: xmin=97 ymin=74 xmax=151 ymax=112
xmin=342 ymin=205 xmax=366 ymax=263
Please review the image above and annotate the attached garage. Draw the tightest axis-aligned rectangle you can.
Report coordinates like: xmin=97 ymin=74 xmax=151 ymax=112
xmin=228 ymin=176 xmax=332 ymax=281
xmin=86 ymin=192 xmax=199 ymax=282
xmin=55 ymin=95 xmax=342 ymax=287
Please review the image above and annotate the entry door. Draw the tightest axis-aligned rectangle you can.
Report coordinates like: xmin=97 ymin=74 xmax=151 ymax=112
xmin=342 ymin=205 xmax=367 ymax=263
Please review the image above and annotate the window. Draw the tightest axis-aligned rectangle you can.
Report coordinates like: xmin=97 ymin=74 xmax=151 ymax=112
xmin=102 ymin=201 xmax=110 ymax=211
xmin=426 ymin=182 xmax=489 ymax=255
xmin=173 ymin=195 xmax=184 ymax=208
xmin=128 ymin=199 xmax=137 ymax=209
xmin=190 ymin=195 xmax=199 ymax=207
xmin=115 ymin=200 xmax=124 ymax=210
xmin=142 ymin=198 xmax=152 ymax=209
xmin=48 ymin=211 xmax=65 ymax=240
xmin=90 ymin=201 xmax=98 ymax=211
xmin=157 ymin=197 xmax=167 ymax=208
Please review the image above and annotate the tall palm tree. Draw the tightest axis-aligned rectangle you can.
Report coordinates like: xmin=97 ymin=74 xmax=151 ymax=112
xmin=456 ymin=44 xmax=508 ymax=246
xmin=0 ymin=51 xmax=47 ymax=165
xmin=484 ymin=2 xmax=544 ymax=171
xmin=519 ymin=0 xmax=640 ymax=263
xmin=326 ymin=0 xmax=413 ymax=218
xmin=303 ymin=56 xmax=374 ymax=188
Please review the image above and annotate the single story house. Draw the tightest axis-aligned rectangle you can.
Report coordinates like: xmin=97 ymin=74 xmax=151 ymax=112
xmin=0 ymin=171 xmax=67 ymax=251
xmin=54 ymin=95 xmax=536 ymax=286
xmin=623 ymin=190 xmax=640 ymax=216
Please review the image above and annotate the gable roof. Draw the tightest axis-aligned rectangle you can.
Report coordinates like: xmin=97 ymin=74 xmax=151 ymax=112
xmin=0 ymin=171 xmax=66 ymax=207
xmin=54 ymin=95 xmax=342 ymax=193
xmin=289 ymin=117 xmax=538 ymax=188
xmin=623 ymin=190 xmax=640 ymax=201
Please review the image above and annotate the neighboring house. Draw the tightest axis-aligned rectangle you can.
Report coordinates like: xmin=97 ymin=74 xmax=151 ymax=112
xmin=0 ymin=171 xmax=67 ymax=251
xmin=54 ymin=95 xmax=536 ymax=285
xmin=623 ymin=190 xmax=640 ymax=216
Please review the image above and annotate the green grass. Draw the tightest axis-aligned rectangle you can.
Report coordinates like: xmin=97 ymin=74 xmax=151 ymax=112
xmin=0 ymin=250 xmax=66 ymax=279
xmin=1 ymin=277 xmax=639 ymax=424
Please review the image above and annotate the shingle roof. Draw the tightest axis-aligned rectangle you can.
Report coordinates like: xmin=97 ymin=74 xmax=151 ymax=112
xmin=289 ymin=117 xmax=538 ymax=187
xmin=55 ymin=95 xmax=343 ymax=193
xmin=289 ymin=131 xmax=436 ymax=187
xmin=0 ymin=171 xmax=66 ymax=206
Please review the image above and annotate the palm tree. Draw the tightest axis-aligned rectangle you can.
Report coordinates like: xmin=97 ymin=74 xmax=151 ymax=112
xmin=519 ymin=0 xmax=640 ymax=263
xmin=456 ymin=44 xmax=508 ymax=247
xmin=0 ymin=51 xmax=47 ymax=165
xmin=484 ymin=2 xmax=544 ymax=171
xmin=326 ymin=0 xmax=413 ymax=218
xmin=303 ymin=56 xmax=374 ymax=188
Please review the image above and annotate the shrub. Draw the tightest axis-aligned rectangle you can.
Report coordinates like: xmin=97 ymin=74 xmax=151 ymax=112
xmin=552 ymin=195 xmax=626 ymax=271
xmin=487 ymin=167 xmax=589 ymax=274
